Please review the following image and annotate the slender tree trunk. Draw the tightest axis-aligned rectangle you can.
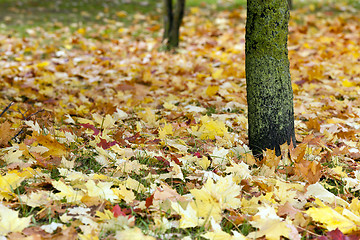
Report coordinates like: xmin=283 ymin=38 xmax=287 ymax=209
xmin=163 ymin=0 xmax=185 ymax=51
xmin=163 ymin=0 xmax=173 ymax=41
xmin=245 ymin=0 xmax=296 ymax=157
xmin=288 ymin=0 xmax=293 ymax=9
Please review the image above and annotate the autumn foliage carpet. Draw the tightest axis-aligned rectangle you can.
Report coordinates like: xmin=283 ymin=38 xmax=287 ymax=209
xmin=0 ymin=2 xmax=360 ymax=240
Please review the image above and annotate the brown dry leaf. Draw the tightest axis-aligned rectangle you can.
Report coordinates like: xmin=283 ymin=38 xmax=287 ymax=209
xmin=294 ymin=160 xmax=322 ymax=184
xmin=289 ymin=142 xmax=307 ymax=163
xmin=306 ymin=118 xmax=321 ymax=132
xmin=0 ymin=121 xmax=15 ymax=147
xmin=153 ymin=182 xmax=187 ymax=202
xmin=261 ymin=148 xmax=281 ymax=168
xmin=278 ymin=202 xmax=300 ymax=219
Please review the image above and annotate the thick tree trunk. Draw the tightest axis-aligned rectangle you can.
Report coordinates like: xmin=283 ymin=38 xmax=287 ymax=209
xmin=245 ymin=0 xmax=296 ymax=157
xmin=163 ymin=0 xmax=185 ymax=50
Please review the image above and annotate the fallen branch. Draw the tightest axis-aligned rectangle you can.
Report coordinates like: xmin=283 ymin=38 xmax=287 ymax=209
xmin=0 ymin=102 xmax=14 ymax=118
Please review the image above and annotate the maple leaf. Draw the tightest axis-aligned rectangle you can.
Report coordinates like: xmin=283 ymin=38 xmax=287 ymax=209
xmin=0 ymin=121 xmax=15 ymax=147
xmin=171 ymin=201 xmax=204 ymax=228
xmin=191 ymin=115 xmax=229 ymax=140
xmin=153 ymin=182 xmax=187 ymax=202
xmin=85 ymin=180 xmax=118 ymax=202
xmin=33 ymin=133 xmax=68 ymax=157
xmin=305 ymin=182 xmax=348 ymax=207
xmin=202 ymin=217 xmax=247 ymax=240
xmin=112 ymin=184 xmax=135 ymax=203
xmin=190 ymin=175 xmax=241 ymax=221
xmin=0 ymin=204 xmax=31 ymax=235
xmin=115 ymin=227 xmax=156 ymax=240
xmin=159 ymin=123 xmax=173 ymax=139
xmin=305 ymin=206 xmax=359 ymax=234
xmin=248 ymin=205 xmax=301 ymax=240
xmin=80 ymin=123 xmax=100 ymax=135
xmin=111 ymin=205 xmax=127 ymax=218
xmin=52 ymin=180 xmax=84 ymax=203
xmin=0 ymin=173 xmax=24 ymax=200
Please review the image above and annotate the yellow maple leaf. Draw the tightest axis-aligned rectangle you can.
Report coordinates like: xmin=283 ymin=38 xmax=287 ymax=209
xmin=112 ymin=185 xmax=135 ymax=203
xmin=205 ymin=85 xmax=219 ymax=97
xmin=159 ymin=123 xmax=173 ymax=139
xmin=52 ymin=180 xmax=84 ymax=203
xmin=0 ymin=173 xmax=24 ymax=200
xmin=193 ymin=116 xmax=229 ymax=140
xmin=248 ymin=205 xmax=299 ymax=240
xmin=85 ymin=180 xmax=118 ymax=202
xmin=36 ymin=61 xmax=49 ymax=68
xmin=190 ymin=176 xmax=241 ymax=221
xmin=190 ymin=7 xmax=200 ymax=14
xmin=116 ymin=11 xmax=127 ymax=18
xmin=0 ymin=204 xmax=31 ymax=235
xmin=198 ymin=156 xmax=211 ymax=170
xmin=115 ymin=227 xmax=156 ymax=240
xmin=19 ymin=191 xmax=52 ymax=208
xmin=342 ymin=79 xmax=356 ymax=87
xmin=212 ymin=68 xmax=223 ymax=80
xmin=138 ymin=108 xmax=157 ymax=127
xmin=163 ymin=102 xmax=177 ymax=111
xmin=171 ymin=201 xmax=204 ymax=228
xmin=77 ymin=28 xmax=86 ymax=35
xmin=305 ymin=206 xmax=358 ymax=234
xmin=96 ymin=209 xmax=115 ymax=221
xmin=202 ymin=218 xmax=247 ymax=240
xmin=122 ymin=178 xmax=146 ymax=193
xmin=78 ymin=234 xmax=99 ymax=240
xmin=102 ymin=114 xmax=116 ymax=129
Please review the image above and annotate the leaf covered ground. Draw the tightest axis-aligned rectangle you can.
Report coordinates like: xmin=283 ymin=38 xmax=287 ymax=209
xmin=0 ymin=1 xmax=360 ymax=239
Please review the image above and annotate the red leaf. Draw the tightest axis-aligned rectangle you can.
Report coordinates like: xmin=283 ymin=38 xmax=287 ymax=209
xmin=145 ymin=194 xmax=154 ymax=208
xmin=327 ymin=229 xmax=347 ymax=240
xmin=97 ymin=138 xmax=117 ymax=149
xmin=111 ymin=204 xmax=126 ymax=218
xmin=319 ymin=228 xmax=359 ymax=240
xmin=155 ymin=156 xmax=170 ymax=167
xmin=79 ymin=123 xmax=100 ymax=135
xmin=170 ymin=154 xmax=182 ymax=165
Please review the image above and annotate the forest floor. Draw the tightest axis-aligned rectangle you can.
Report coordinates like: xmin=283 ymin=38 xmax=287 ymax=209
xmin=0 ymin=0 xmax=360 ymax=239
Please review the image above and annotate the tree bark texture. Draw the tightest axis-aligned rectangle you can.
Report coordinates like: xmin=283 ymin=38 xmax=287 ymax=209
xmin=245 ymin=0 xmax=296 ymax=156
xmin=288 ymin=0 xmax=293 ymax=9
xmin=163 ymin=0 xmax=185 ymax=50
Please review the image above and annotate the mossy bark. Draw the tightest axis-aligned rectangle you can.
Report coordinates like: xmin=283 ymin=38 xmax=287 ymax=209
xmin=288 ymin=0 xmax=293 ymax=9
xmin=163 ymin=0 xmax=185 ymax=51
xmin=245 ymin=0 xmax=296 ymax=156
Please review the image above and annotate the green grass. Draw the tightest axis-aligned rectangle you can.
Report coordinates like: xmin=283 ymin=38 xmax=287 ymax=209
xmin=1 ymin=0 xmax=358 ymax=35
xmin=0 ymin=0 xmax=246 ymax=33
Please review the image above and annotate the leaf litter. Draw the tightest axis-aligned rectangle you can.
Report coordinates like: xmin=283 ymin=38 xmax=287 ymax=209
xmin=0 ymin=2 xmax=360 ymax=239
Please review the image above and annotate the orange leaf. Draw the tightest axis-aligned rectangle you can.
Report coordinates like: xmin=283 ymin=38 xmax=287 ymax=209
xmin=0 ymin=121 xmax=15 ymax=147
xmin=33 ymin=134 xmax=68 ymax=157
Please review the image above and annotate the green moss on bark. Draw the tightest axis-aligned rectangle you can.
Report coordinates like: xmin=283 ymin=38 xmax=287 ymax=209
xmin=245 ymin=0 xmax=296 ymax=156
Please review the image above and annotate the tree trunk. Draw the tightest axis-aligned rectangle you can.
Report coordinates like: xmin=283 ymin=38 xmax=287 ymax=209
xmin=245 ymin=0 xmax=296 ymax=157
xmin=163 ymin=0 xmax=185 ymax=51
xmin=163 ymin=0 xmax=173 ymax=41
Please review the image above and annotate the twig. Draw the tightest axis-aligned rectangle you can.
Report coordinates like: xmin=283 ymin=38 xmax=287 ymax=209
xmin=24 ymin=109 xmax=45 ymax=121
xmin=12 ymin=109 xmax=46 ymax=141
xmin=0 ymin=102 xmax=14 ymax=118
xmin=297 ymin=226 xmax=322 ymax=237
